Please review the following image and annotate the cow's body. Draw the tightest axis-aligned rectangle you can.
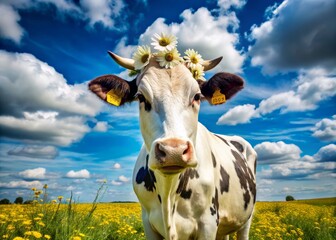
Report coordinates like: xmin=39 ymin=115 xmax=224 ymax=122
xmin=134 ymin=123 xmax=256 ymax=240
xmin=89 ymin=47 xmax=257 ymax=240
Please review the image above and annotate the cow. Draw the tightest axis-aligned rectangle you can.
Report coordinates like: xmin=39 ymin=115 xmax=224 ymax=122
xmin=88 ymin=51 xmax=257 ymax=240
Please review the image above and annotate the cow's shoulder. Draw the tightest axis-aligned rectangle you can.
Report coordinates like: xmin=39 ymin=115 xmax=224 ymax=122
xmin=133 ymin=147 xmax=159 ymax=205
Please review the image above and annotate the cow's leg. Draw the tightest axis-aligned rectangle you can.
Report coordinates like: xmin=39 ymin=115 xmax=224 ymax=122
xmin=236 ymin=215 xmax=253 ymax=240
xmin=142 ymin=211 xmax=163 ymax=240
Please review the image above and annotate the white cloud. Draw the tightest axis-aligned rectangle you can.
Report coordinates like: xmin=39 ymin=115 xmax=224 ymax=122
xmin=217 ymin=0 xmax=246 ymax=11
xmin=313 ymin=144 xmax=336 ymax=162
xmin=111 ymin=180 xmax=122 ymax=186
xmin=66 ymin=169 xmax=90 ymax=179
xmin=80 ymin=0 xmax=125 ymax=29
xmin=0 ymin=50 xmax=102 ymax=117
xmin=312 ymin=115 xmax=336 ymax=142
xmin=18 ymin=167 xmax=47 ymax=180
xmin=258 ymin=144 xmax=335 ymax=180
xmin=7 ymin=145 xmax=58 ymax=159
xmin=116 ymin=7 xmax=244 ymax=73
xmin=93 ymin=121 xmax=109 ymax=132
xmin=118 ymin=175 xmax=129 ymax=182
xmin=113 ymin=163 xmax=121 ymax=169
xmin=0 ymin=50 xmax=105 ymax=145
xmin=0 ymin=111 xmax=90 ymax=146
xmin=0 ymin=4 xmax=24 ymax=44
xmin=254 ymin=141 xmax=302 ymax=165
xmin=217 ymin=69 xmax=336 ymax=125
xmin=248 ymin=0 xmax=336 ymax=74
xmin=217 ymin=104 xmax=257 ymax=125
xmin=111 ymin=175 xmax=130 ymax=185
xmin=0 ymin=180 xmax=43 ymax=189
xmin=0 ymin=0 xmax=126 ymax=44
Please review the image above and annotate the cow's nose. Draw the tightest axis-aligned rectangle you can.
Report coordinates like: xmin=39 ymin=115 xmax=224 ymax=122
xmin=154 ymin=138 xmax=193 ymax=164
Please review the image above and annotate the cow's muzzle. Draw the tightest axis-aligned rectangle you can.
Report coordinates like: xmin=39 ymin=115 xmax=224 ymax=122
xmin=150 ymin=138 xmax=197 ymax=174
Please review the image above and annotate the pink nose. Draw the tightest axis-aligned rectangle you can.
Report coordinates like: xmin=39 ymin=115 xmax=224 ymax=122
xmin=154 ymin=138 xmax=193 ymax=164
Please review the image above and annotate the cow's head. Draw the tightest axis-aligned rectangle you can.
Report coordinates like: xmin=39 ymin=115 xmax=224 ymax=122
xmin=89 ymin=51 xmax=244 ymax=175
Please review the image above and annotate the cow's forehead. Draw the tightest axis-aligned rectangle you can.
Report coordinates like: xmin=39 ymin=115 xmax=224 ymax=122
xmin=137 ymin=58 xmax=199 ymax=95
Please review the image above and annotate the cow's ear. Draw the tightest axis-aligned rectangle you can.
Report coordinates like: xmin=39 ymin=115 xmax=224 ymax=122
xmin=88 ymin=75 xmax=138 ymax=106
xmin=199 ymin=72 xmax=244 ymax=105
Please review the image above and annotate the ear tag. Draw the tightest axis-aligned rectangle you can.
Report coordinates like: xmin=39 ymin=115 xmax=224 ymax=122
xmin=106 ymin=90 xmax=122 ymax=106
xmin=211 ymin=89 xmax=226 ymax=105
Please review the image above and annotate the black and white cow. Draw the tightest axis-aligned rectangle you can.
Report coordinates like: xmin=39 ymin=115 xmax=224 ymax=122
xmin=89 ymin=52 xmax=257 ymax=240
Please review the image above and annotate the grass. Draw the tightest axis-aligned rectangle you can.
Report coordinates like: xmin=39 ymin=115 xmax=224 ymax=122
xmin=0 ymin=184 xmax=335 ymax=240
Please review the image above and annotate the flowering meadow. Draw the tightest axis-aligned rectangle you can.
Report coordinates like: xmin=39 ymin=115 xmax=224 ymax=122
xmin=0 ymin=190 xmax=335 ymax=240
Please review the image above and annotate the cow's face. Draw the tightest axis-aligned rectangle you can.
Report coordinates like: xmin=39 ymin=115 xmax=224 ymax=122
xmin=89 ymin=52 xmax=244 ymax=175
xmin=136 ymin=59 xmax=201 ymax=173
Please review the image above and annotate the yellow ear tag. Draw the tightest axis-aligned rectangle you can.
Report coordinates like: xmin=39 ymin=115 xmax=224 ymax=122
xmin=106 ymin=90 xmax=122 ymax=106
xmin=211 ymin=89 xmax=226 ymax=105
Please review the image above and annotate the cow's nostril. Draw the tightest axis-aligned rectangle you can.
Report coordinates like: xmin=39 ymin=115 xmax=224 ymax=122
xmin=155 ymin=143 xmax=166 ymax=160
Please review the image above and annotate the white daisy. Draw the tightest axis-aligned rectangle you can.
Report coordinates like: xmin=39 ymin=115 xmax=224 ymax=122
xmin=184 ymin=49 xmax=204 ymax=69
xmin=151 ymin=33 xmax=178 ymax=51
xmin=132 ymin=45 xmax=151 ymax=70
xmin=156 ymin=48 xmax=183 ymax=69
xmin=190 ymin=64 xmax=206 ymax=81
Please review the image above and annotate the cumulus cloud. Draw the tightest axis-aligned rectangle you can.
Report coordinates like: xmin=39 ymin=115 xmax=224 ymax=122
xmin=217 ymin=69 xmax=336 ymax=125
xmin=0 ymin=111 xmax=90 ymax=146
xmin=0 ymin=50 xmax=102 ymax=117
xmin=0 ymin=180 xmax=43 ymax=189
xmin=116 ymin=7 xmax=244 ymax=73
xmin=0 ymin=4 xmax=24 ymax=44
xmin=312 ymin=115 xmax=336 ymax=142
xmin=0 ymin=0 xmax=126 ymax=44
xmin=18 ymin=167 xmax=47 ymax=180
xmin=258 ymin=144 xmax=335 ymax=180
xmin=93 ymin=121 xmax=109 ymax=132
xmin=217 ymin=104 xmax=257 ymax=125
xmin=113 ymin=163 xmax=121 ymax=169
xmin=66 ymin=169 xmax=90 ymax=179
xmin=254 ymin=141 xmax=301 ymax=165
xmin=217 ymin=0 xmax=246 ymax=11
xmin=0 ymin=50 xmax=104 ymax=146
xmin=80 ymin=0 xmax=125 ymax=29
xmin=248 ymin=0 xmax=336 ymax=74
xmin=111 ymin=175 xmax=130 ymax=185
xmin=7 ymin=145 xmax=58 ymax=159
xmin=313 ymin=144 xmax=336 ymax=163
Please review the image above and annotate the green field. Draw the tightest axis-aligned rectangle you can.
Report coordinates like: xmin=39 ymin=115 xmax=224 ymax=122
xmin=0 ymin=198 xmax=335 ymax=240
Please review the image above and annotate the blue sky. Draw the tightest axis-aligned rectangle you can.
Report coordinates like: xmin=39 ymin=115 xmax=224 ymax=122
xmin=0 ymin=0 xmax=335 ymax=203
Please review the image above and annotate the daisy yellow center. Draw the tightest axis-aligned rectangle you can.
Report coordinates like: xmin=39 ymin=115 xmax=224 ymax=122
xmin=141 ymin=54 xmax=149 ymax=63
xmin=159 ymin=38 xmax=169 ymax=46
xmin=165 ymin=53 xmax=174 ymax=62
xmin=191 ymin=56 xmax=198 ymax=64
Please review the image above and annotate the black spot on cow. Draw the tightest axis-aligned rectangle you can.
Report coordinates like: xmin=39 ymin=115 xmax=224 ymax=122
xmin=215 ymin=134 xmax=230 ymax=146
xmin=158 ymin=194 xmax=162 ymax=203
xmin=231 ymin=150 xmax=256 ymax=210
xmin=211 ymin=152 xmax=217 ymax=168
xmin=219 ymin=166 xmax=230 ymax=194
xmin=210 ymin=188 xmax=219 ymax=226
xmin=231 ymin=141 xmax=244 ymax=153
xmin=136 ymin=155 xmax=156 ymax=192
xmin=172 ymin=204 xmax=175 ymax=214
xmin=176 ymin=168 xmax=199 ymax=199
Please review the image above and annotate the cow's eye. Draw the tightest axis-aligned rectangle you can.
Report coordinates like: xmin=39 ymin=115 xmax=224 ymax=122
xmin=194 ymin=93 xmax=201 ymax=101
xmin=137 ymin=94 xmax=146 ymax=103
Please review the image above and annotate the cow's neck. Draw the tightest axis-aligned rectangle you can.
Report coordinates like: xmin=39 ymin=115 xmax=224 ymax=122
xmin=155 ymin=173 xmax=180 ymax=239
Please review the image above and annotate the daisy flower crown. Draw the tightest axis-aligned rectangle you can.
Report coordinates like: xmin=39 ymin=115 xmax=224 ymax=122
xmin=132 ymin=33 xmax=206 ymax=81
